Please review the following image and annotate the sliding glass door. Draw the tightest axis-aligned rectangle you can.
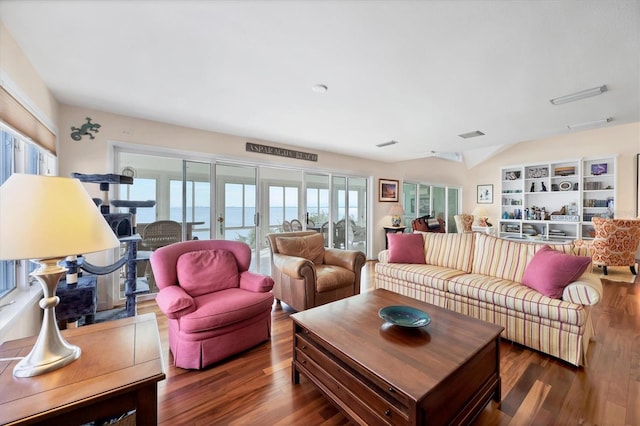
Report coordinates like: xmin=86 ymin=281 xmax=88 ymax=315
xmin=402 ymin=181 xmax=461 ymax=232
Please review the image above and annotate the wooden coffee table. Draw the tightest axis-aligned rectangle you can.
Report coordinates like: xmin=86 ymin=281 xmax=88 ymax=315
xmin=291 ymin=289 xmax=503 ymax=425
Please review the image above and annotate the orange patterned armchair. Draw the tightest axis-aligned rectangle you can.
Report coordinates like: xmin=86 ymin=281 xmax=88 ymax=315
xmin=575 ymin=217 xmax=640 ymax=275
xmin=454 ymin=214 xmax=474 ymax=233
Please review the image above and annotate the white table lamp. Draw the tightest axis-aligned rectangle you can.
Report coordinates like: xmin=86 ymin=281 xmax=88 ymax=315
xmin=472 ymin=206 xmax=490 ymax=227
xmin=0 ymin=174 xmax=120 ymax=377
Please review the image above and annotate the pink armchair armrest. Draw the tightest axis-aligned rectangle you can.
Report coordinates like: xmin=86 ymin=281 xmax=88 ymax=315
xmin=156 ymin=285 xmax=196 ymax=319
xmin=240 ymin=271 xmax=275 ymax=293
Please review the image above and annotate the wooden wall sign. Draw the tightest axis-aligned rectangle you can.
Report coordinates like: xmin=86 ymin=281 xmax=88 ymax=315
xmin=246 ymin=142 xmax=317 ymax=162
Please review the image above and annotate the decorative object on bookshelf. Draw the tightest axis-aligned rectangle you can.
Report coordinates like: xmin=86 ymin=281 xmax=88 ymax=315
xmin=558 ymin=181 xmax=572 ymax=191
xmin=591 ymin=163 xmax=607 ymax=175
xmin=554 ymin=166 xmax=576 ymax=176
xmin=526 ymin=166 xmax=549 ymax=178
xmin=505 ymin=171 xmax=521 ymax=180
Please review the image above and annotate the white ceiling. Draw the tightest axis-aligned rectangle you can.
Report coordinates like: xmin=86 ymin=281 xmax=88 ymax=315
xmin=1 ymin=0 xmax=638 ymax=164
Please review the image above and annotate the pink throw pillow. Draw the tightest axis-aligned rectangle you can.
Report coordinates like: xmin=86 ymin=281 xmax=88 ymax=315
xmin=521 ymin=245 xmax=591 ymax=299
xmin=177 ymin=249 xmax=239 ymax=297
xmin=387 ymin=233 xmax=425 ymax=264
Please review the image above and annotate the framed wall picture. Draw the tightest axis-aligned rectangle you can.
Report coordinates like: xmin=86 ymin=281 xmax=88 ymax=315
xmin=477 ymin=184 xmax=493 ymax=204
xmin=379 ymin=179 xmax=399 ymax=202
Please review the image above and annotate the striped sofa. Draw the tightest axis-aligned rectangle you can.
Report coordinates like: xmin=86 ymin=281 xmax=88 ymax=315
xmin=375 ymin=232 xmax=602 ymax=366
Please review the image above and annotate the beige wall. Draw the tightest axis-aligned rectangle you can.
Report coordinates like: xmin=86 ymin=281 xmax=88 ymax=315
xmin=58 ymin=104 xmax=467 ymax=255
xmin=0 ymin=23 xmax=58 ymax=131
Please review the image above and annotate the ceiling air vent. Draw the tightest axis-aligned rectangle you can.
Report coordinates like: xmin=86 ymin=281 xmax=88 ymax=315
xmin=458 ymin=131 xmax=485 ymax=139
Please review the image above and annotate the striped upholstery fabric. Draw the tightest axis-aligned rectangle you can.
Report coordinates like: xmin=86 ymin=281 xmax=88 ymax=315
xmin=447 ymin=274 xmax=586 ymax=325
xmin=418 ymin=231 xmax=476 ymax=273
xmin=375 ymin=264 xmax=449 ymax=308
xmin=544 ymin=242 xmax=576 ymax=255
xmin=471 ymin=233 xmax=536 ymax=282
xmin=375 ymin=262 xmax=466 ymax=292
xmin=448 ymin=294 xmax=593 ymax=366
xmin=562 ymin=272 xmax=602 ymax=305
xmin=375 ymin=231 xmax=602 ymax=366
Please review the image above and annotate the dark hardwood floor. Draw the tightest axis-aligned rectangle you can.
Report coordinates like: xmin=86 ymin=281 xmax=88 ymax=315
xmin=137 ymin=262 xmax=639 ymax=425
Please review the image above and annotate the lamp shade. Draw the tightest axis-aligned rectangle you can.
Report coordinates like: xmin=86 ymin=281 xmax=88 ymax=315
xmin=389 ymin=204 xmax=405 ymax=216
xmin=471 ymin=207 xmax=488 ymax=218
xmin=0 ymin=174 xmax=120 ymax=260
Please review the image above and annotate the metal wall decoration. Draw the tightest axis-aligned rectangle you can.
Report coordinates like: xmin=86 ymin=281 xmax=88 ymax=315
xmin=70 ymin=117 xmax=101 ymax=141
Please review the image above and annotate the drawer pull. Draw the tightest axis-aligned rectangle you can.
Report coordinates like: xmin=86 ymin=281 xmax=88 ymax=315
xmin=302 ymin=345 xmax=307 ymax=349
xmin=385 ymin=409 xmax=391 ymax=417
xmin=301 ymin=360 xmax=306 ymax=365
xmin=304 ymin=330 xmax=310 ymax=334
xmin=388 ymin=387 xmax=395 ymax=393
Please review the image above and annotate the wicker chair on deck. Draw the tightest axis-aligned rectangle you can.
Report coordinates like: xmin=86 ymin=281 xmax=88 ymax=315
xmin=140 ymin=220 xmax=183 ymax=289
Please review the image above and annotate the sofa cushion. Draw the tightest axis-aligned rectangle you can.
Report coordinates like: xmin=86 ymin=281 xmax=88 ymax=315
xmin=472 ymin=233 xmax=536 ymax=282
xmin=375 ymin=262 xmax=466 ymax=292
xmin=178 ymin=287 xmax=274 ymax=333
xmin=177 ymin=249 xmax=239 ymax=297
xmin=387 ymin=233 xmax=425 ymax=264
xmin=416 ymin=231 xmax=476 ymax=273
xmin=522 ymin=245 xmax=592 ymax=299
xmin=276 ymin=233 xmax=325 ymax=265
xmin=447 ymin=273 xmax=586 ymax=325
xmin=316 ymin=264 xmax=356 ymax=292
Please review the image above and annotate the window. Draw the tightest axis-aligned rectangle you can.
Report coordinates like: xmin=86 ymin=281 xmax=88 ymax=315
xmin=306 ymin=187 xmax=329 ymax=224
xmin=226 ymin=182 xmax=256 ymax=228
xmin=0 ymin=125 xmax=56 ymax=298
xmin=118 ymin=178 xmax=157 ymax=224
xmin=402 ymin=181 xmax=461 ymax=232
xmin=268 ymin=185 xmax=298 ymax=228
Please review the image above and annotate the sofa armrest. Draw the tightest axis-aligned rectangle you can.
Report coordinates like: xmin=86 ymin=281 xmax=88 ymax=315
xmin=562 ymin=271 xmax=602 ymax=305
xmin=324 ymin=248 xmax=366 ymax=272
xmin=273 ymin=253 xmax=315 ymax=279
xmin=378 ymin=249 xmax=389 ymax=264
xmin=240 ymin=271 xmax=274 ymax=293
xmin=156 ymin=285 xmax=196 ymax=319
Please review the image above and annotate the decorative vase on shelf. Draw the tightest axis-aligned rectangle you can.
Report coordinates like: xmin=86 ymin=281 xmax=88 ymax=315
xmin=391 ymin=216 xmax=401 ymax=227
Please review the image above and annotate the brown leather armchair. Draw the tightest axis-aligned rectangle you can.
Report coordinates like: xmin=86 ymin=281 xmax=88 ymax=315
xmin=266 ymin=231 xmax=366 ymax=311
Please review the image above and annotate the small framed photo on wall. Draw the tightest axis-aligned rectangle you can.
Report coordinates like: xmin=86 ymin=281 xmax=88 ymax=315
xmin=379 ymin=179 xmax=399 ymax=202
xmin=477 ymin=184 xmax=493 ymax=204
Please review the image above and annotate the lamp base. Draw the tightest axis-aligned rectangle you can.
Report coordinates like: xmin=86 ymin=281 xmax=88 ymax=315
xmin=13 ymin=342 xmax=81 ymax=378
xmin=391 ymin=216 xmax=401 ymax=227
xmin=13 ymin=259 xmax=81 ymax=378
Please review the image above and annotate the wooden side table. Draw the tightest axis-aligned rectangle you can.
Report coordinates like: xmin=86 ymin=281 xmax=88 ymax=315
xmin=0 ymin=313 xmax=165 ymax=425
xmin=383 ymin=226 xmax=406 ymax=249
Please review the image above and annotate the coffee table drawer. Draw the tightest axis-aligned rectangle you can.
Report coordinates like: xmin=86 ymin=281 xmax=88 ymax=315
xmin=296 ymin=349 xmax=408 ymax=425
xmin=296 ymin=330 xmax=411 ymax=408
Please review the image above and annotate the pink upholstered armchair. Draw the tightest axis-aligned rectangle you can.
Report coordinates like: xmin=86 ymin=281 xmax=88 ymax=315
xmin=575 ymin=217 xmax=640 ymax=276
xmin=150 ymin=240 xmax=274 ymax=369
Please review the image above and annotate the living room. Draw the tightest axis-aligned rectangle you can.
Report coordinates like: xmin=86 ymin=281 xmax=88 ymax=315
xmin=1 ymin=1 xmax=639 ymax=424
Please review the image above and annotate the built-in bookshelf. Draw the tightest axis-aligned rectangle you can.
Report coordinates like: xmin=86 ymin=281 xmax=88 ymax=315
xmin=499 ymin=156 xmax=616 ymax=241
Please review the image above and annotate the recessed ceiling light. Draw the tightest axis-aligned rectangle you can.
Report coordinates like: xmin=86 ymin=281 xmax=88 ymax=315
xmin=376 ymin=140 xmax=398 ymax=148
xmin=458 ymin=130 xmax=485 ymax=139
xmin=311 ymin=84 xmax=328 ymax=93
xmin=550 ymin=85 xmax=607 ymax=105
